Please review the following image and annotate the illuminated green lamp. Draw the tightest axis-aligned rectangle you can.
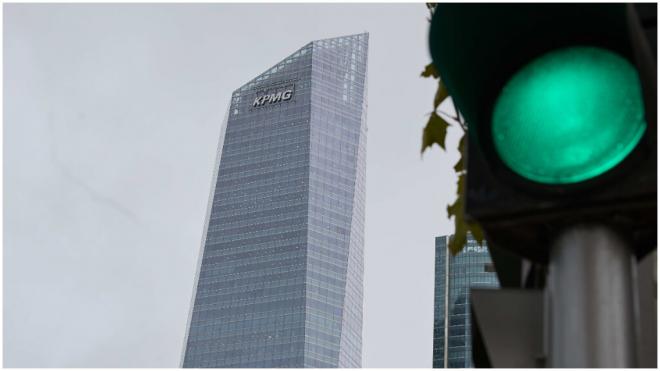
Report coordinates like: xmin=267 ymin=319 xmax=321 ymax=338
xmin=492 ymin=46 xmax=647 ymax=185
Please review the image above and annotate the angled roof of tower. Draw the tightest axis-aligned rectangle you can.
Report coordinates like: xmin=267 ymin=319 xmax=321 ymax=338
xmin=311 ymin=32 xmax=369 ymax=49
xmin=236 ymin=32 xmax=368 ymax=94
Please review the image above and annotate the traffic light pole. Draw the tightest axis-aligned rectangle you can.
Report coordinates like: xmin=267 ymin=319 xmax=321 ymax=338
xmin=548 ymin=225 xmax=637 ymax=367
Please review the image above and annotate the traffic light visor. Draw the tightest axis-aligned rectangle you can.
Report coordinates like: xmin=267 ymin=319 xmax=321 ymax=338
xmin=492 ymin=47 xmax=647 ymax=185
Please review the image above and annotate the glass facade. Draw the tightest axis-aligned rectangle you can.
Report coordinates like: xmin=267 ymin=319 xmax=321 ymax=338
xmin=182 ymin=33 xmax=368 ymax=368
xmin=432 ymin=235 xmax=500 ymax=368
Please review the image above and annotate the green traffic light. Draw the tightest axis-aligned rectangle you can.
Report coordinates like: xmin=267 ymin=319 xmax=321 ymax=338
xmin=492 ymin=46 xmax=647 ymax=185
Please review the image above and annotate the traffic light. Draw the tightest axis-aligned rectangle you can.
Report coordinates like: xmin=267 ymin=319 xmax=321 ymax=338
xmin=429 ymin=3 xmax=656 ymax=262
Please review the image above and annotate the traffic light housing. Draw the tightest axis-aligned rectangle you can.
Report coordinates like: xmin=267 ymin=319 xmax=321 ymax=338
xmin=429 ymin=4 xmax=656 ymax=262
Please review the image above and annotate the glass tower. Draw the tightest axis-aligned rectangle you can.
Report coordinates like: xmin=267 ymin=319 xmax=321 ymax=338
xmin=432 ymin=235 xmax=500 ymax=368
xmin=181 ymin=33 xmax=368 ymax=368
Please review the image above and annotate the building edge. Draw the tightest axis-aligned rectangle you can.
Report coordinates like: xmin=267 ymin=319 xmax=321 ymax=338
xmin=338 ymin=31 xmax=369 ymax=368
xmin=179 ymin=102 xmax=231 ymax=367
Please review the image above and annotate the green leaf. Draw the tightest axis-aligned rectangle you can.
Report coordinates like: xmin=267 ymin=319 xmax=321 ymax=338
xmin=447 ymin=198 xmax=460 ymax=219
xmin=447 ymin=173 xmax=465 ymax=217
xmin=447 ymin=173 xmax=469 ymax=254
xmin=421 ymin=112 xmax=450 ymax=153
xmin=457 ymin=133 xmax=466 ymax=155
xmin=447 ymin=171 xmax=488 ymax=254
xmin=449 ymin=220 xmax=467 ymax=255
xmin=453 ymin=157 xmax=464 ymax=173
xmin=420 ymin=63 xmax=439 ymax=79
xmin=457 ymin=169 xmax=465 ymax=194
xmin=417 ymin=59 xmax=487 ymax=256
xmin=467 ymin=222 xmax=486 ymax=246
xmin=433 ymin=80 xmax=449 ymax=110
xmin=453 ymin=133 xmax=466 ymax=172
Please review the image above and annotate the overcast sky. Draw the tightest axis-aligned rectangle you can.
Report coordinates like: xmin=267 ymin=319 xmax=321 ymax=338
xmin=4 ymin=3 xmax=462 ymax=367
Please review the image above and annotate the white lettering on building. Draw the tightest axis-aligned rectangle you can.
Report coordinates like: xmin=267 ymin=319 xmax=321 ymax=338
xmin=466 ymin=245 xmax=487 ymax=253
xmin=253 ymin=89 xmax=293 ymax=107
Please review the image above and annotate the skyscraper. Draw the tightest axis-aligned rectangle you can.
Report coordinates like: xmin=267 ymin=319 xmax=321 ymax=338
xmin=433 ymin=235 xmax=500 ymax=368
xmin=181 ymin=33 xmax=368 ymax=368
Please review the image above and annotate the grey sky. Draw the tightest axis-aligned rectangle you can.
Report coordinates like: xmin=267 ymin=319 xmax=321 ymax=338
xmin=4 ymin=3 xmax=461 ymax=367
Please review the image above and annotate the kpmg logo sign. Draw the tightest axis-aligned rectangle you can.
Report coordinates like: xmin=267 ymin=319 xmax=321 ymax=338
xmin=466 ymin=245 xmax=487 ymax=253
xmin=253 ymin=88 xmax=293 ymax=107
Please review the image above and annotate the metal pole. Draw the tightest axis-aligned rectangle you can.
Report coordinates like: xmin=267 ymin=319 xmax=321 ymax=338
xmin=548 ymin=224 xmax=637 ymax=367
